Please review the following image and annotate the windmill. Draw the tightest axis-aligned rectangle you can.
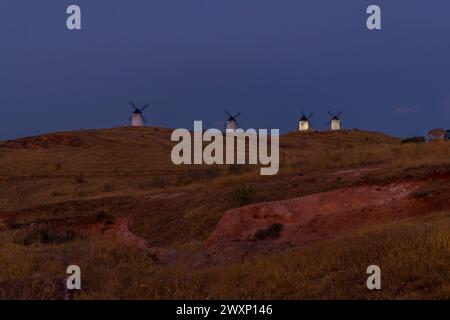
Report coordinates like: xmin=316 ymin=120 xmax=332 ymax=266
xmin=225 ymin=110 xmax=242 ymax=130
xmin=327 ymin=111 xmax=343 ymax=131
xmin=298 ymin=111 xmax=314 ymax=131
xmin=129 ymin=101 xmax=149 ymax=127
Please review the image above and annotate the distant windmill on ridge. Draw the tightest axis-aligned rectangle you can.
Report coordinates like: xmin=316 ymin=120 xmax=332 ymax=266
xmin=327 ymin=111 xmax=343 ymax=131
xmin=225 ymin=110 xmax=242 ymax=130
xmin=298 ymin=111 xmax=314 ymax=131
xmin=129 ymin=101 xmax=149 ymax=127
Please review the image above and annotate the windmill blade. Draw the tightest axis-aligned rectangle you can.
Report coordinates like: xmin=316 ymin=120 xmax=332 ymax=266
xmin=234 ymin=112 xmax=242 ymax=119
xmin=141 ymin=104 xmax=149 ymax=112
xmin=337 ymin=110 xmax=343 ymax=117
xmin=214 ymin=120 xmax=227 ymax=129
xmin=300 ymin=110 xmax=306 ymax=117
xmin=130 ymin=101 xmax=138 ymax=110
xmin=308 ymin=112 xmax=314 ymax=119
xmin=328 ymin=111 xmax=334 ymax=117
xmin=225 ymin=110 xmax=232 ymax=118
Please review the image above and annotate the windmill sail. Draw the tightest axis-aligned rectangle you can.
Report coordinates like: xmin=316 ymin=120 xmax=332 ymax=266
xmin=299 ymin=110 xmax=313 ymax=131
xmin=129 ymin=101 xmax=149 ymax=127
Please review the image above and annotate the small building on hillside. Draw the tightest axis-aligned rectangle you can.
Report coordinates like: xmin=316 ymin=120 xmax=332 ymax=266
xmin=298 ymin=111 xmax=313 ymax=131
xmin=328 ymin=111 xmax=343 ymax=131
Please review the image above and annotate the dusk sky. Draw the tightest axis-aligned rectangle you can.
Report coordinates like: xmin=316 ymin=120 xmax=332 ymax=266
xmin=1 ymin=0 xmax=450 ymax=139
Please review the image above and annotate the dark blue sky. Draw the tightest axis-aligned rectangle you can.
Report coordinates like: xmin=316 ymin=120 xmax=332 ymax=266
xmin=1 ymin=0 xmax=450 ymax=139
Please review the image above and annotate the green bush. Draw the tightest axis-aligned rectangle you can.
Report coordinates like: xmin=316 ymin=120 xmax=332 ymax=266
xmin=401 ymin=136 xmax=425 ymax=144
xmin=231 ymin=185 xmax=257 ymax=206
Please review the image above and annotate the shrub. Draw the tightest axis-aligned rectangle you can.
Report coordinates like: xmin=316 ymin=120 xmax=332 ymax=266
xmin=428 ymin=128 xmax=446 ymax=142
xmin=102 ymin=184 xmax=114 ymax=192
xmin=412 ymin=190 xmax=433 ymax=199
xmin=228 ymin=165 xmax=242 ymax=175
xmin=151 ymin=176 xmax=168 ymax=189
xmin=231 ymin=185 xmax=257 ymax=206
xmin=75 ymin=185 xmax=93 ymax=198
xmin=401 ymin=136 xmax=425 ymax=144
xmin=254 ymin=223 xmax=284 ymax=240
xmin=95 ymin=211 xmax=115 ymax=225
xmin=16 ymin=228 xmax=80 ymax=246
xmin=228 ymin=164 xmax=252 ymax=175
xmin=75 ymin=175 xmax=85 ymax=183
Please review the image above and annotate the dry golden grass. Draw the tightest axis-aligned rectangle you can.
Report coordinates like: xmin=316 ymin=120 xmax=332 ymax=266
xmin=80 ymin=211 xmax=450 ymax=300
xmin=1 ymin=127 xmax=449 ymax=210
xmin=2 ymin=211 xmax=448 ymax=299
xmin=281 ymin=132 xmax=450 ymax=174
xmin=1 ymin=127 xmax=450 ymax=299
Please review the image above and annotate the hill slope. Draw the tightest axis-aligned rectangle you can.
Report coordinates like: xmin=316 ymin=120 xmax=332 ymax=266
xmin=0 ymin=127 xmax=449 ymax=299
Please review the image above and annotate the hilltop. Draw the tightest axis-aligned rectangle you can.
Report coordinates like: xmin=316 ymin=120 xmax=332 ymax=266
xmin=0 ymin=127 xmax=449 ymax=299
xmin=0 ymin=127 xmax=399 ymax=210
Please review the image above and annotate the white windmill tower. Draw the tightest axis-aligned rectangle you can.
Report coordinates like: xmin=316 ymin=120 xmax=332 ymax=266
xmin=225 ymin=110 xmax=242 ymax=130
xmin=327 ymin=111 xmax=343 ymax=131
xmin=298 ymin=111 xmax=314 ymax=131
xmin=129 ymin=101 xmax=149 ymax=127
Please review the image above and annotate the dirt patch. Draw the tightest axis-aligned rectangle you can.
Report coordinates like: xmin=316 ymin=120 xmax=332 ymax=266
xmin=9 ymin=212 xmax=148 ymax=250
xmin=198 ymin=180 xmax=450 ymax=264
xmin=329 ymin=166 xmax=382 ymax=178
xmin=144 ymin=179 xmax=450 ymax=267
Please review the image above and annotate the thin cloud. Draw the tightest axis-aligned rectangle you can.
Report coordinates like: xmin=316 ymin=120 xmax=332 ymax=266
xmin=392 ymin=106 xmax=417 ymax=114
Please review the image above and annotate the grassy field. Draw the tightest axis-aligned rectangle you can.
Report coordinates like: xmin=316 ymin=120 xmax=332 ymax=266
xmin=1 ymin=211 xmax=448 ymax=299
xmin=0 ymin=127 xmax=449 ymax=299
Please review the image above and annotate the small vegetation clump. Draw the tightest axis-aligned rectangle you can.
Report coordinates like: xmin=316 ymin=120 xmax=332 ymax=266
xmin=401 ymin=136 xmax=426 ymax=144
xmin=231 ymin=185 xmax=257 ymax=206
xmin=254 ymin=223 xmax=284 ymax=240
xmin=176 ymin=167 xmax=221 ymax=185
xmin=102 ymin=184 xmax=114 ymax=192
xmin=95 ymin=211 xmax=115 ymax=225
xmin=75 ymin=175 xmax=85 ymax=184
xmin=428 ymin=128 xmax=446 ymax=143
xmin=75 ymin=185 xmax=93 ymax=198
xmin=228 ymin=164 xmax=243 ymax=175
xmin=15 ymin=228 xmax=80 ymax=246
xmin=151 ymin=176 xmax=168 ymax=189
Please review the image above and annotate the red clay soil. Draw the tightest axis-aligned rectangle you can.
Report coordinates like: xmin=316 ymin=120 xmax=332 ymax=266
xmin=3 ymin=178 xmax=449 ymax=267
xmin=7 ymin=213 xmax=148 ymax=249
xmin=200 ymin=179 xmax=450 ymax=264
